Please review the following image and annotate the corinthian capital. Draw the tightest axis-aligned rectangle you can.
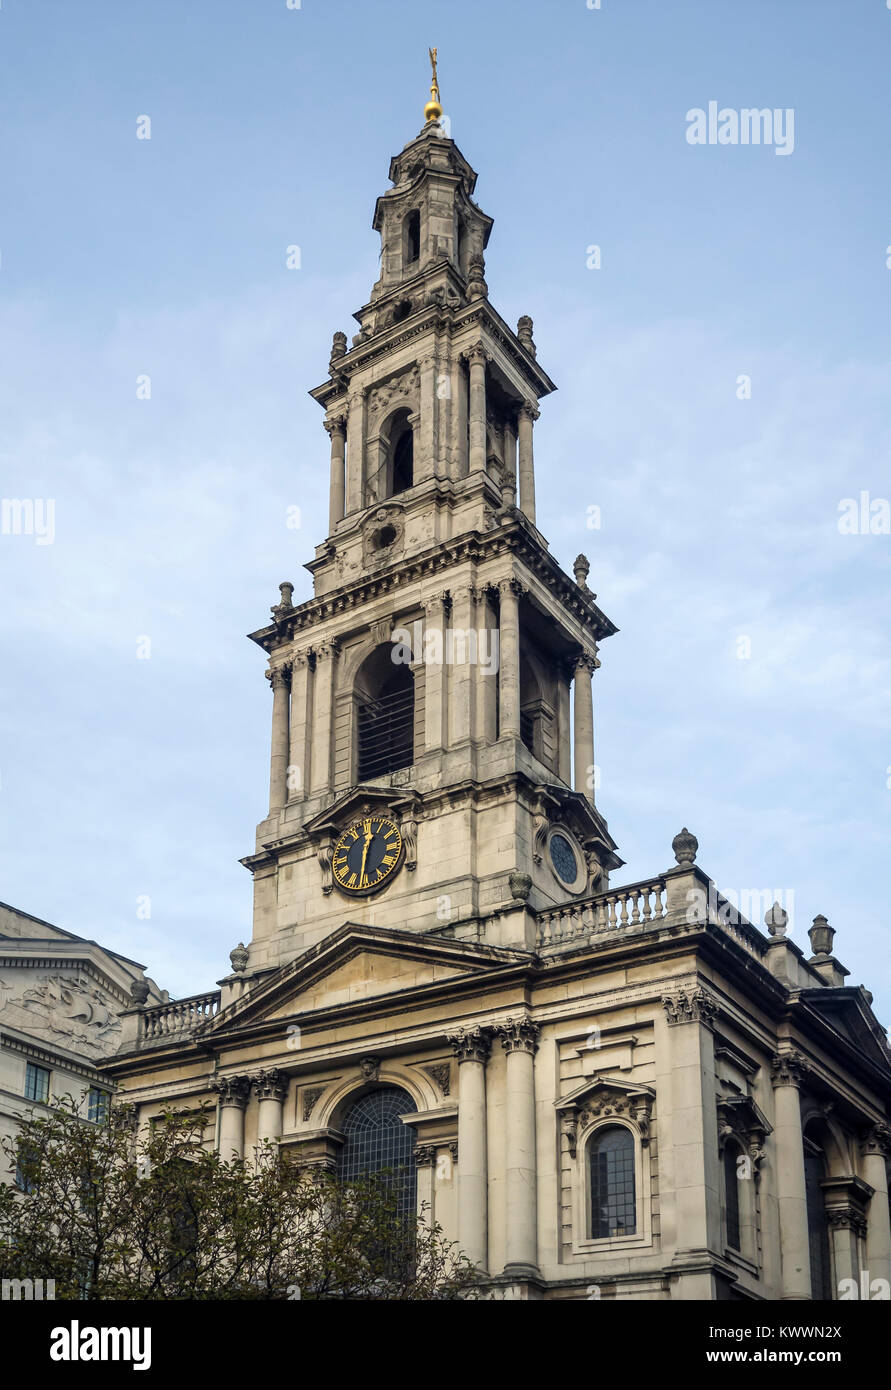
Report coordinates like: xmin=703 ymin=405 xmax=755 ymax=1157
xmin=251 ymin=1069 xmax=289 ymax=1104
xmin=520 ymin=399 xmax=540 ymax=422
xmin=266 ymin=664 xmax=291 ymax=692
xmin=211 ymin=1075 xmax=251 ymax=1109
xmin=448 ymin=1026 xmax=492 ymax=1065
xmin=495 ymin=1015 xmax=540 ymax=1055
xmin=662 ymin=987 xmax=717 ymax=1028
xmin=770 ymin=1051 xmax=810 ymax=1089
xmin=465 ymin=343 xmax=490 ymax=368
xmin=861 ymin=1122 xmax=891 ymax=1158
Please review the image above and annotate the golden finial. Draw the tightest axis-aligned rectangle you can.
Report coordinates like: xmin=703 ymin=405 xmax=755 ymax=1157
xmin=424 ymin=46 xmax=442 ymax=123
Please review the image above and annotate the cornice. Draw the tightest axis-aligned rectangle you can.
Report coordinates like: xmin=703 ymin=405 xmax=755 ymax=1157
xmin=249 ymin=521 xmax=617 ymax=654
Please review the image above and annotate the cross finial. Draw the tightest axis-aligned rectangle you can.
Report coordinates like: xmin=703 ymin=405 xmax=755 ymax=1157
xmin=424 ymin=47 xmax=443 ymax=124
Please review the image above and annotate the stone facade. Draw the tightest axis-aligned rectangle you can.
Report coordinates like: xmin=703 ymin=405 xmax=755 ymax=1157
xmin=104 ymin=104 xmax=891 ymax=1301
xmin=0 ymin=902 xmax=161 ymax=1182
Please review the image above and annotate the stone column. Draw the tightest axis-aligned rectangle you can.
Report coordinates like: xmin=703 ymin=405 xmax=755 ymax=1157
xmin=502 ymin=414 xmax=518 ymax=507
xmin=417 ymin=353 xmax=438 ymax=484
xmin=661 ymin=988 xmax=721 ymax=1294
xmin=475 ymin=586 xmax=498 ymax=743
xmin=252 ymin=1070 xmax=289 ymax=1160
xmin=862 ymin=1125 xmax=891 ymax=1288
xmin=325 ymin=416 xmax=346 ymax=531
xmin=770 ymin=1052 xmax=812 ymax=1300
xmin=572 ymin=652 xmax=597 ymax=802
xmin=345 ymin=389 xmax=366 ymax=514
xmin=467 ymin=346 xmax=488 ymax=474
xmin=287 ymin=650 xmax=312 ymax=802
xmin=448 ymin=585 xmax=477 ymax=747
xmin=448 ymin=1027 xmax=491 ymax=1270
xmin=498 ymin=578 xmax=522 ymax=740
xmin=517 ymin=400 xmax=539 ymax=524
xmin=214 ymin=1076 xmax=251 ymax=1162
xmin=828 ymin=1209 xmax=864 ymax=1294
xmin=556 ymin=658 xmax=572 ymax=785
xmin=424 ymin=593 xmax=448 ymax=753
xmin=414 ymin=1145 xmax=437 ymax=1231
xmin=455 ymin=355 xmax=469 ymax=477
xmin=267 ymin=663 xmax=290 ymax=815
xmin=309 ymin=642 xmax=337 ymax=794
xmin=496 ymin=1016 xmax=541 ymax=1278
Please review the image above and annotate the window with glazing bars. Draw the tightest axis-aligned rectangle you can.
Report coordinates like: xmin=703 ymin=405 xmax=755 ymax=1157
xmin=589 ymin=1125 xmax=636 ymax=1238
xmin=336 ymin=1087 xmax=417 ymax=1220
xmin=724 ymin=1144 xmax=741 ymax=1250
xmin=24 ymin=1062 xmax=50 ymax=1104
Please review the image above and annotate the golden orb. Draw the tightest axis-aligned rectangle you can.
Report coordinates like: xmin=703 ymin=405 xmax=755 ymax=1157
xmin=424 ymin=98 xmax=443 ymax=123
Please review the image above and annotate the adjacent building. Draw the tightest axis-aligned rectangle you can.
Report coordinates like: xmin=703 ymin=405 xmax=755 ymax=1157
xmin=0 ymin=901 xmax=160 ymax=1183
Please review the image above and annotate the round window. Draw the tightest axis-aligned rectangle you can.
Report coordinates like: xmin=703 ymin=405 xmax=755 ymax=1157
xmin=549 ymin=832 xmax=579 ymax=886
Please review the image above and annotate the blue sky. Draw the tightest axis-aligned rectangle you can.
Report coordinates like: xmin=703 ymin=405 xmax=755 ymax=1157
xmin=1 ymin=1 xmax=889 ymax=1018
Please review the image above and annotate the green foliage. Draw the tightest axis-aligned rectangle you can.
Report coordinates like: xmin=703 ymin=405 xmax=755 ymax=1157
xmin=0 ymin=1097 xmax=481 ymax=1300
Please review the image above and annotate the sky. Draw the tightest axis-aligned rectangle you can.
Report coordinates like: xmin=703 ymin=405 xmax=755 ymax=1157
xmin=0 ymin=0 xmax=889 ymax=1018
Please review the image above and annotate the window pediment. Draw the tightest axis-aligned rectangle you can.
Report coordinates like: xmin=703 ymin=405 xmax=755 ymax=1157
xmin=556 ymin=1076 xmax=655 ymax=1156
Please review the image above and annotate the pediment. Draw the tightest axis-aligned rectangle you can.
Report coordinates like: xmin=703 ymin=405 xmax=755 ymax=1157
xmin=199 ymin=924 xmax=530 ymax=1037
xmin=800 ymin=988 xmax=891 ymax=1076
xmin=302 ymin=787 xmax=420 ymax=839
xmin=555 ymin=1074 xmax=655 ymax=1114
xmin=555 ymin=1075 xmax=655 ymax=1154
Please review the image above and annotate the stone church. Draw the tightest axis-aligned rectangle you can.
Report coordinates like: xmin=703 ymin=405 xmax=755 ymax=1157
xmin=105 ymin=82 xmax=891 ymax=1301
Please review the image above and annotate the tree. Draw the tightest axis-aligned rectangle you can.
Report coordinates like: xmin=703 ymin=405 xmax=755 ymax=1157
xmin=0 ymin=1097 xmax=481 ymax=1300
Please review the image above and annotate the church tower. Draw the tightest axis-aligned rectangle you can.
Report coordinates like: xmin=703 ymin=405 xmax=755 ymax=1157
xmin=109 ymin=62 xmax=891 ymax=1304
xmin=244 ymin=75 xmax=621 ymax=974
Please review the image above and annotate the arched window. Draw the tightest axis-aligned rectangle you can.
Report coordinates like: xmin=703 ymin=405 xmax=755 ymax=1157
xmin=404 ymin=210 xmax=420 ymax=267
xmin=805 ymin=1141 xmax=833 ymax=1299
xmin=392 ymin=425 xmax=413 ymax=495
xmin=723 ymin=1144 xmax=742 ymax=1251
xmin=336 ymin=1086 xmax=418 ymax=1220
xmin=588 ymin=1125 xmax=636 ymax=1239
xmin=355 ymin=644 xmax=415 ymax=782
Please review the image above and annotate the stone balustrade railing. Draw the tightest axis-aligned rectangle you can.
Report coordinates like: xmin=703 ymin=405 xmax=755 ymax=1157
xmin=141 ymin=990 xmax=221 ymax=1042
xmin=536 ymin=876 xmax=668 ymax=951
xmin=708 ymin=894 xmax=768 ymax=961
xmin=536 ymin=874 xmax=771 ymax=961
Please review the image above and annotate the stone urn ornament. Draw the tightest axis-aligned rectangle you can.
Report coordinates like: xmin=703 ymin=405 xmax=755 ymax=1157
xmin=229 ymin=942 xmax=249 ymax=974
xmin=671 ymin=827 xmax=699 ymax=866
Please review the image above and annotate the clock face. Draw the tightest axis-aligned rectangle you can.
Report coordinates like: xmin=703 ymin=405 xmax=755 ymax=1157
xmin=332 ymin=817 xmax=403 ymax=895
xmin=549 ymin=832 xmax=579 ymax=886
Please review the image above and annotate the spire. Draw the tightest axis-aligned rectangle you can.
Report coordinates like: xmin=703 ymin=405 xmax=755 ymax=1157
xmin=424 ymin=46 xmax=442 ymax=124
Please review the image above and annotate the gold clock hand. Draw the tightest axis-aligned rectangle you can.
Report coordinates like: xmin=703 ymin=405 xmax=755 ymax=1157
xmin=359 ymin=829 xmax=373 ymax=885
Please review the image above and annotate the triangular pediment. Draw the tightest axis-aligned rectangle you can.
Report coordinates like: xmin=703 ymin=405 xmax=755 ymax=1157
xmin=555 ymin=1074 xmax=655 ymax=1114
xmin=302 ymin=787 xmax=419 ymax=839
xmin=800 ymin=987 xmax=891 ymax=1075
xmin=199 ymin=924 xmax=531 ymax=1037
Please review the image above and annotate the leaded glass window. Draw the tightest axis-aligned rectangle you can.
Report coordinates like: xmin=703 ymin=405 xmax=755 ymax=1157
xmin=336 ymin=1087 xmax=417 ymax=1220
xmin=589 ymin=1125 xmax=636 ymax=1239
xmin=724 ymin=1144 xmax=741 ymax=1250
xmin=805 ymin=1144 xmax=833 ymax=1300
